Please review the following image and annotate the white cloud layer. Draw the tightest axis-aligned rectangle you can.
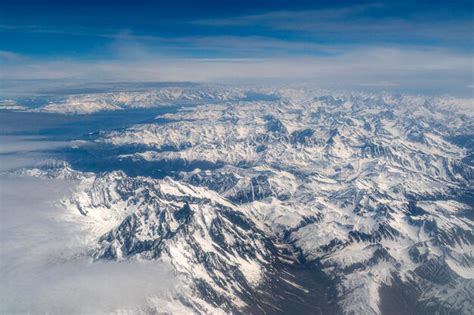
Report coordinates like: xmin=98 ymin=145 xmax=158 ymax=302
xmin=1 ymin=45 xmax=472 ymax=96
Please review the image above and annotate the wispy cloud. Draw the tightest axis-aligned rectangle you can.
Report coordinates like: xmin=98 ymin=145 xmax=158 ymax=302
xmin=193 ymin=4 xmax=473 ymax=48
xmin=105 ymin=34 xmax=348 ymax=58
xmin=0 ymin=50 xmax=26 ymax=63
xmin=193 ymin=3 xmax=382 ymax=27
xmin=1 ymin=45 xmax=472 ymax=95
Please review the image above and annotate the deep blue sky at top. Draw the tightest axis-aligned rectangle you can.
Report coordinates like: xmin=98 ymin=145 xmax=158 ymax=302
xmin=1 ymin=0 xmax=473 ymax=60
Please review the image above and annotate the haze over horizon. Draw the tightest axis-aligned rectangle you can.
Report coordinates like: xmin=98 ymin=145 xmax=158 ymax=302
xmin=1 ymin=0 xmax=473 ymax=96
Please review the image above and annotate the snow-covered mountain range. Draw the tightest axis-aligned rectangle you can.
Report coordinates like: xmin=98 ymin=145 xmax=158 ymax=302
xmin=13 ymin=87 xmax=474 ymax=314
xmin=16 ymin=86 xmax=275 ymax=114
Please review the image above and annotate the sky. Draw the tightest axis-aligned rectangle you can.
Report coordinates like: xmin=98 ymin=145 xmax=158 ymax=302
xmin=0 ymin=0 xmax=473 ymax=94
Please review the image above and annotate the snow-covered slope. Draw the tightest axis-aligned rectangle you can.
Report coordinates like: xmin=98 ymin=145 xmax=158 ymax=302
xmin=16 ymin=88 xmax=474 ymax=314
xmin=97 ymin=89 xmax=474 ymax=314
xmin=70 ymin=171 xmax=276 ymax=313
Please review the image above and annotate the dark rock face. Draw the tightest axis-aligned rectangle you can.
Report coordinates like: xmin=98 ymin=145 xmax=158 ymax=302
xmin=173 ymin=203 xmax=193 ymax=223
xmin=264 ymin=115 xmax=288 ymax=134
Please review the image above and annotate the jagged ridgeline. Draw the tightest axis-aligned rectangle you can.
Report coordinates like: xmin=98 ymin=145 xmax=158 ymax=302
xmin=16 ymin=88 xmax=474 ymax=314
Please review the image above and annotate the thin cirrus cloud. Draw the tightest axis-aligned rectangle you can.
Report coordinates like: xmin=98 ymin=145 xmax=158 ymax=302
xmin=0 ymin=1 xmax=472 ymax=95
xmin=192 ymin=5 xmax=473 ymax=47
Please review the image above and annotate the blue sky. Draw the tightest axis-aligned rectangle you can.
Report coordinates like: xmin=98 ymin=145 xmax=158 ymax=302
xmin=0 ymin=0 xmax=473 ymax=94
